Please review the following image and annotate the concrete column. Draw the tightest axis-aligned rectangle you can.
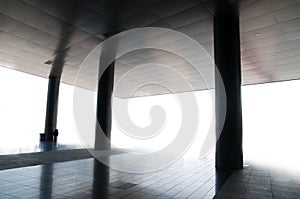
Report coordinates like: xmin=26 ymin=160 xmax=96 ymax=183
xmin=44 ymin=76 xmax=60 ymax=142
xmin=95 ymin=62 xmax=115 ymax=150
xmin=214 ymin=0 xmax=243 ymax=169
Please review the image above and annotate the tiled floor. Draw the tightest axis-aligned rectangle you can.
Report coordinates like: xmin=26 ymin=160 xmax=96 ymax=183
xmin=0 ymin=158 xmax=216 ymax=199
xmin=0 ymin=146 xmax=126 ymax=171
xmin=0 ymin=149 xmax=91 ymax=171
xmin=1 ymin=148 xmax=300 ymax=199
xmin=0 ymin=141 xmax=83 ymax=155
xmin=215 ymin=164 xmax=300 ymax=199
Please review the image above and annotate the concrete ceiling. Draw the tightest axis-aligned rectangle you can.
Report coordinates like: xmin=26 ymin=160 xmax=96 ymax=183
xmin=0 ymin=0 xmax=300 ymax=98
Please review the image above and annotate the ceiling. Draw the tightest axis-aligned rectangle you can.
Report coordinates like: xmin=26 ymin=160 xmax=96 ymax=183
xmin=0 ymin=0 xmax=300 ymax=98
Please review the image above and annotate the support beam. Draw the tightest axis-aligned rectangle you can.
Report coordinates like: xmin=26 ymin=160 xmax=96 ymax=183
xmin=214 ymin=0 xmax=243 ymax=169
xmin=41 ymin=1 xmax=82 ymax=142
xmin=95 ymin=63 xmax=115 ymax=150
xmin=44 ymin=75 xmax=60 ymax=142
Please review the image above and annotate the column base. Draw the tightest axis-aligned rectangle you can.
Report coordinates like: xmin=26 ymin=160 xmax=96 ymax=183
xmin=40 ymin=133 xmax=45 ymax=141
xmin=40 ymin=133 xmax=57 ymax=142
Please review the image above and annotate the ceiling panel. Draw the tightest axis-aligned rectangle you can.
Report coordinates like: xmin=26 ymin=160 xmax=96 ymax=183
xmin=265 ymin=0 xmax=299 ymax=11
xmin=273 ymin=3 xmax=300 ymax=22
xmin=241 ymin=13 xmax=277 ymax=32
xmin=121 ymin=11 xmax=160 ymax=29
xmin=240 ymin=0 xmax=269 ymax=21
xmin=149 ymin=0 xmax=200 ymax=18
xmin=164 ymin=4 xmax=211 ymax=28
xmin=176 ymin=17 xmax=213 ymax=36
xmin=240 ymin=24 xmax=282 ymax=43
xmin=280 ymin=17 xmax=300 ymax=32
xmin=0 ymin=0 xmax=299 ymax=98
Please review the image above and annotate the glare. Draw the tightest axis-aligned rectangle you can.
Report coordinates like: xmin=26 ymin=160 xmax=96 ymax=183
xmin=0 ymin=66 xmax=300 ymax=175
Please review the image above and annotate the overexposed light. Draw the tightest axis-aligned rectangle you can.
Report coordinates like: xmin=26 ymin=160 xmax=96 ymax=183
xmin=0 ymin=66 xmax=300 ymax=176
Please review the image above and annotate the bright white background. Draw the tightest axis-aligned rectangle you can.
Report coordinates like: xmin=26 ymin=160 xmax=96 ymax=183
xmin=0 ymin=66 xmax=300 ymax=174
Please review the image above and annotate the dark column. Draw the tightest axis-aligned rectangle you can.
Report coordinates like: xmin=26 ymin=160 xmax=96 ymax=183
xmin=95 ymin=62 xmax=115 ymax=150
xmin=44 ymin=76 xmax=60 ymax=142
xmin=214 ymin=0 xmax=243 ymax=169
xmin=93 ymin=0 xmax=121 ymax=150
xmin=92 ymin=159 xmax=110 ymax=197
